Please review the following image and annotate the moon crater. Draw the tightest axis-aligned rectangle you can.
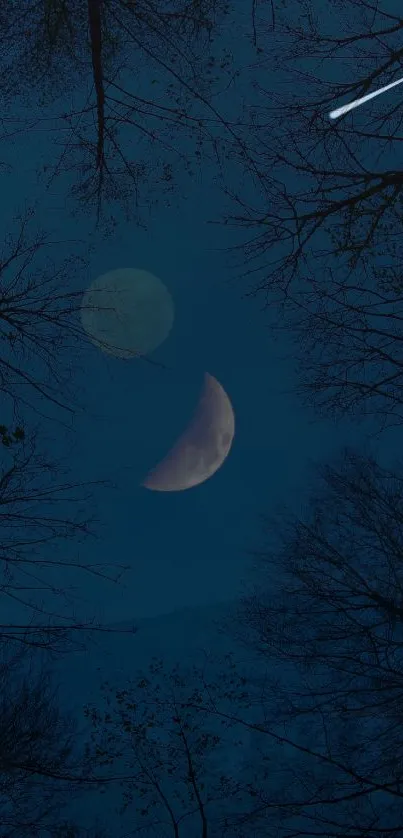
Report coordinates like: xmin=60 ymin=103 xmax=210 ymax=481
xmin=142 ymin=373 xmax=235 ymax=492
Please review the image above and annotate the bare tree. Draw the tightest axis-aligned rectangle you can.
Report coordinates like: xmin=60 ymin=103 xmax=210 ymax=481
xmin=0 ymin=203 xmax=172 ymax=431
xmin=181 ymin=444 xmax=403 ymax=836
xmin=0 ymin=415 xmax=137 ymax=655
xmin=0 ymin=637 xmax=110 ymax=838
xmin=0 ymin=0 xmax=254 ymax=234
xmin=81 ymin=655 xmax=253 ymax=836
xmin=0 ymin=205 xmax=94 ymax=421
xmin=213 ymin=0 xmax=403 ymax=433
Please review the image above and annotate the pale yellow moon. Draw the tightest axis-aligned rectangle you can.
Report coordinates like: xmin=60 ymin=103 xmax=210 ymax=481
xmin=80 ymin=268 xmax=174 ymax=359
xmin=142 ymin=373 xmax=235 ymax=492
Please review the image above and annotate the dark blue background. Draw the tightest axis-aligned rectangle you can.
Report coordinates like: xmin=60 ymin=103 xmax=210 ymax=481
xmin=1 ymin=0 xmax=399 ymax=629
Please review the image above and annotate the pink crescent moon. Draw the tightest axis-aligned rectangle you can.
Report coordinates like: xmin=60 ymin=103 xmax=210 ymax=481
xmin=142 ymin=372 xmax=235 ymax=492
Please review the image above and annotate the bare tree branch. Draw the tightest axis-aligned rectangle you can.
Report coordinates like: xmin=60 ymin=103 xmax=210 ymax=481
xmin=0 ymin=637 xmax=109 ymax=837
xmin=185 ymin=444 xmax=403 ymax=837
xmin=0 ymin=419 xmax=137 ymax=654
xmin=0 ymin=0 xmax=254 ymax=234
xmin=82 ymin=656 xmax=250 ymax=836
xmin=211 ymin=0 xmax=403 ymax=432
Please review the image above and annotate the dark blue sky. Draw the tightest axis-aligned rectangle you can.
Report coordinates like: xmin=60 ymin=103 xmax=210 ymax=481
xmin=1 ymin=0 xmax=400 ymax=628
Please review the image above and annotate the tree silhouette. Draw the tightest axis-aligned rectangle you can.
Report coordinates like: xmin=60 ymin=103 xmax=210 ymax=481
xmin=214 ymin=0 xmax=403 ymax=433
xmin=182 ymin=444 xmax=403 ymax=837
xmin=0 ymin=416 xmax=137 ymax=655
xmin=0 ymin=206 xmax=94 ymax=421
xmin=0 ymin=637 xmax=109 ymax=837
xmin=0 ymin=205 xmax=171 ymax=430
xmin=0 ymin=208 xmax=140 ymax=653
xmin=81 ymin=655 xmax=255 ymax=836
xmin=0 ymin=0 xmax=252 ymax=234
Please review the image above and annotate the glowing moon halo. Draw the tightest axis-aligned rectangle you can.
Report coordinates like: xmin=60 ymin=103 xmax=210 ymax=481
xmin=80 ymin=268 xmax=174 ymax=358
xmin=142 ymin=373 xmax=235 ymax=492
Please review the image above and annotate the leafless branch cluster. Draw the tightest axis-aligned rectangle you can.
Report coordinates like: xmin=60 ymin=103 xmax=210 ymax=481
xmin=215 ymin=0 xmax=403 ymax=431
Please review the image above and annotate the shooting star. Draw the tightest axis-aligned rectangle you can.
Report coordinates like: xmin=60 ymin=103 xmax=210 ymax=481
xmin=329 ymin=75 xmax=403 ymax=120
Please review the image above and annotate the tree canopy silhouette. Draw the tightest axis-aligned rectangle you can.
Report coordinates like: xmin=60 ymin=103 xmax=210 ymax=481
xmin=214 ymin=0 xmax=403 ymax=433
xmin=183 ymin=444 xmax=403 ymax=837
xmin=0 ymin=637 xmax=109 ymax=837
xmin=82 ymin=654 xmax=261 ymax=836
xmin=0 ymin=206 xmax=93 ymax=421
xmin=0 ymin=0 xmax=254 ymax=233
xmin=0 ymin=418 xmax=137 ymax=654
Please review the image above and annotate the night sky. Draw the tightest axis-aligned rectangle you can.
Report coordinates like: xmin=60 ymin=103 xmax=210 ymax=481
xmin=1 ymin=0 xmax=400 ymax=632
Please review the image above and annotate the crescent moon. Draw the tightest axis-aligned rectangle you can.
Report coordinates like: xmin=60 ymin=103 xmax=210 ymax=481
xmin=142 ymin=373 xmax=235 ymax=492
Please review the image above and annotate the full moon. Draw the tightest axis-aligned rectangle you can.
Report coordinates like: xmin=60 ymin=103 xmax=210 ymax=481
xmin=80 ymin=268 xmax=174 ymax=359
xmin=142 ymin=372 xmax=235 ymax=492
